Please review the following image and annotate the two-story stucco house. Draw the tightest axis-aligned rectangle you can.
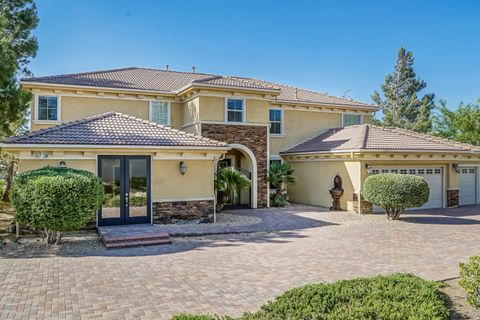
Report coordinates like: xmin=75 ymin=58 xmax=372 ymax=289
xmin=1 ymin=67 xmax=480 ymax=227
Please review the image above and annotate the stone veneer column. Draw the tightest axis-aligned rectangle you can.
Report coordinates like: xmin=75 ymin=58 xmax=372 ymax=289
xmin=352 ymin=193 xmax=373 ymax=214
xmin=201 ymin=123 xmax=268 ymax=208
xmin=447 ymin=189 xmax=459 ymax=207
xmin=152 ymin=200 xmax=214 ymax=224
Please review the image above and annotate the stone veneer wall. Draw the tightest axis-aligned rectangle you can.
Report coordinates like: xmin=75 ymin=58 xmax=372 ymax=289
xmin=447 ymin=189 xmax=459 ymax=207
xmin=201 ymin=123 xmax=268 ymax=208
xmin=153 ymin=200 xmax=214 ymax=224
xmin=352 ymin=193 xmax=373 ymax=214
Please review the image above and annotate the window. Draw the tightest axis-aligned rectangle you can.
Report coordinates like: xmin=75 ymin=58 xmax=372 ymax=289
xmin=371 ymin=169 xmax=380 ymax=175
xmin=470 ymin=168 xmax=476 ymax=174
xmin=342 ymin=114 xmax=362 ymax=127
xmin=150 ymin=101 xmax=170 ymax=125
xmin=37 ymin=96 xmax=59 ymax=121
xmin=426 ymin=169 xmax=433 ymax=174
xmin=226 ymin=99 xmax=244 ymax=122
xmin=269 ymin=159 xmax=282 ymax=190
xmin=434 ymin=169 xmax=441 ymax=174
xmin=409 ymin=169 xmax=416 ymax=174
xmin=269 ymin=109 xmax=283 ymax=135
xmin=400 ymin=169 xmax=408 ymax=174
xmin=417 ymin=169 xmax=425 ymax=174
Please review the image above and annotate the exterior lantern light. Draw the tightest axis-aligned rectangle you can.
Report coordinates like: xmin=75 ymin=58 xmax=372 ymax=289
xmin=453 ymin=163 xmax=460 ymax=173
xmin=59 ymin=161 xmax=66 ymax=168
xmin=179 ymin=161 xmax=187 ymax=175
xmin=365 ymin=163 xmax=373 ymax=174
xmin=35 ymin=152 xmax=48 ymax=159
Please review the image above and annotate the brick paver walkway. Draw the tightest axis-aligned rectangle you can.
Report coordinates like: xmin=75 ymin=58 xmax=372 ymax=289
xmin=1 ymin=205 xmax=480 ymax=319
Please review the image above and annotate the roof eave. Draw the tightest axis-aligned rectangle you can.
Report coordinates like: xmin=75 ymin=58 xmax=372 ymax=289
xmin=272 ymin=99 xmax=379 ymax=111
xmin=176 ymin=83 xmax=282 ymax=96
xmin=0 ymin=143 xmax=230 ymax=151
xmin=280 ymin=149 xmax=480 ymax=156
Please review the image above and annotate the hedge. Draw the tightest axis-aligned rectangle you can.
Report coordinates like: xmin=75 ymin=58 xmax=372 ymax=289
xmin=172 ymin=274 xmax=449 ymax=320
xmin=12 ymin=166 xmax=104 ymax=244
xmin=363 ymin=173 xmax=429 ymax=219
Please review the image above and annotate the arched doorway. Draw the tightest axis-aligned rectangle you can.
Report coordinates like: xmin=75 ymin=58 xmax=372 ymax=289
xmin=217 ymin=143 xmax=257 ymax=209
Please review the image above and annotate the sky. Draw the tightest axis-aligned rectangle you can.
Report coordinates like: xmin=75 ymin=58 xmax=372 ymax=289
xmin=30 ymin=0 xmax=480 ymax=108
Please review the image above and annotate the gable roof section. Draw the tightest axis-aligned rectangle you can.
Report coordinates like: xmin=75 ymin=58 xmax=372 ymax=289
xmin=281 ymin=124 xmax=480 ymax=154
xmin=21 ymin=67 xmax=374 ymax=109
xmin=3 ymin=112 xmax=227 ymax=148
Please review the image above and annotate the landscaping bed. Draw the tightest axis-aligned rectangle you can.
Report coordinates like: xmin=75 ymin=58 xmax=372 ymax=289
xmin=172 ymin=274 xmax=451 ymax=320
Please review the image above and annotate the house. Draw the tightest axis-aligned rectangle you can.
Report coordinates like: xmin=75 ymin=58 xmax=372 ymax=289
xmin=1 ymin=67 xmax=479 ymax=226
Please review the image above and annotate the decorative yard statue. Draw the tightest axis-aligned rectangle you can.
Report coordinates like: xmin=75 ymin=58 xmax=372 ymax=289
xmin=329 ymin=175 xmax=344 ymax=210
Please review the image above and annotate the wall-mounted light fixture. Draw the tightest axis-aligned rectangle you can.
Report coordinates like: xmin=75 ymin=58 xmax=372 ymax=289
xmin=365 ymin=163 xmax=373 ymax=174
xmin=452 ymin=163 xmax=460 ymax=173
xmin=59 ymin=161 xmax=66 ymax=168
xmin=179 ymin=161 xmax=187 ymax=175
xmin=34 ymin=152 xmax=48 ymax=159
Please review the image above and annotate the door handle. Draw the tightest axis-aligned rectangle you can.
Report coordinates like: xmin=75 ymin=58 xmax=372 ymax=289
xmin=125 ymin=192 xmax=129 ymax=207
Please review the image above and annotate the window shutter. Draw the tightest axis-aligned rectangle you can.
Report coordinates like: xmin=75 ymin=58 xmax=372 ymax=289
xmin=151 ymin=102 xmax=169 ymax=125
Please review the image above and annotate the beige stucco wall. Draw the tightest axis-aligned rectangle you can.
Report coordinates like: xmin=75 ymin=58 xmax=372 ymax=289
xmin=197 ymin=96 xmax=269 ymax=123
xmin=152 ymin=159 xmax=214 ymax=200
xmin=18 ymin=159 xmax=97 ymax=174
xmin=183 ymin=97 xmax=200 ymax=127
xmin=288 ymin=160 xmax=360 ymax=210
xmin=270 ymin=111 xmax=342 ymax=155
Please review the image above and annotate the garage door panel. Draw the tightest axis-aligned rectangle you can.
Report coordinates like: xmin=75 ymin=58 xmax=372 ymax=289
xmin=460 ymin=168 xmax=476 ymax=205
xmin=371 ymin=167 xmax=443 ymax=210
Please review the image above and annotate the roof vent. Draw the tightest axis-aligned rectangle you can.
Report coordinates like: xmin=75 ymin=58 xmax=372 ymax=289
xmin=165 ymin=64 xmax=170 ymax=71
xmin=294 ymin=89 xmax=298 ymax=99
xmin=192 ymin=66 xmax=196 ymax=73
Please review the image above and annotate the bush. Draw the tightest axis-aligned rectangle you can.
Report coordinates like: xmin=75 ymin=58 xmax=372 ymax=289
xmin=12 ymin=166 xmax=104 ymax=244
xmin=363 ymin=173 xmax=429 ymax=219
xmin=172 ymin=274 xmax=449 ymax=320
xmin=459 ymin=255 xmax=480 ymax=315
xmin=171 ymin=314 xmax=230 ymax=320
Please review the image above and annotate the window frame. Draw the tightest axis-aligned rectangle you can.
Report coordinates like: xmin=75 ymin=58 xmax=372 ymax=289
xmin=149 ymin=100 xmax=171 ymax=126
xmin=224 ymin=98 xmax=246 ymax=123
xmin=35 ymin=95 xmax=61 ymax=123
xmin=341 ymin=113 xmax=363 ymax=127
xmin=269 ymin=107 xmax=284 ymax=136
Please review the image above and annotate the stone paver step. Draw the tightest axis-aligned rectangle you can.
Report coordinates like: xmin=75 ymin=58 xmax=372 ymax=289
xmin=105 ymin=238 xmax=172 ymax=249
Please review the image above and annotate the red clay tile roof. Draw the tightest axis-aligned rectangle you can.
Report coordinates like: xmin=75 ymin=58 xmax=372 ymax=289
xmin=281 ymin=124 xmax=480 ymax=154
xmin=21 ymin=67 xmax=374 ymax=109
xmin=3 ymin=112 xmax=227 ymax=148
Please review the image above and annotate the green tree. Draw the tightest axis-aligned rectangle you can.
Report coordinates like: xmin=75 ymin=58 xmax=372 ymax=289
xmin=0 ymin=0 xmax=38 ymax=202
xmin=372 ymin=47 xmax=435 ymax=133
xmin=268 ymin=162 xmax=295 ymax=207
xmin=215 ymin=167 xmax=251 ymax=205
xmin=432 ymin=99 xmax=480 ymax=146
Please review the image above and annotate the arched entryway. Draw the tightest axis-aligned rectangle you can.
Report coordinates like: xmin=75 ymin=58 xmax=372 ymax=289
xmin=217 ymin=143 xmax=257 ymax=209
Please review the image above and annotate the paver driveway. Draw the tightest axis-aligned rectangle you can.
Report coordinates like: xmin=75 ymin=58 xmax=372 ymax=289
xmin=1 ymin=205 xmax=480 ymax=319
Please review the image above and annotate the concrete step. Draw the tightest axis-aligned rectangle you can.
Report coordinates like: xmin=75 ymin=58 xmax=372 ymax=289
xmin=102 ymin=232 xmax=170 ymax=244
xmin=105 ymin=238 xmax=172 ymax=249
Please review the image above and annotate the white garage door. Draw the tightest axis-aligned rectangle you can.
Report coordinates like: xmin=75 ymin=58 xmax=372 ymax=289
xmin=371 ymin=167 xmax=443 ymax=210
xmin=460 ymin=168 xmax=477 ymax=205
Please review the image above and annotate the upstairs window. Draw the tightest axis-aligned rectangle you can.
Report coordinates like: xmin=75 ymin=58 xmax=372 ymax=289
xmin=269 ymin=109 xmax=283 ymax=135
xmin=150 ymin=101 xmax=170 ymax=125
xmin=342 ymin=114 xmax=362 ymax=127
xmin=37 ymin=96 xmax=59 ymax=121
xmin=226 ymin=98 xmax=244 ymax=122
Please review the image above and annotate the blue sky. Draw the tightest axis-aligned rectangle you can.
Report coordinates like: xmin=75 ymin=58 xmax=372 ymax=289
xmin=31 ymin=0 xmax=479 ymax=107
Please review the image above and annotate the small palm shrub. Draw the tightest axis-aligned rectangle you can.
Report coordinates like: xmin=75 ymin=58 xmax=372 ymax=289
xmin=459 ymin=255 xmax=480 ymax=315
xmin=215 ymin=167 xmax=251 ymax=205
xmin=268 ymin=162 xmax=295 ymax=207
xmin=12 ymin=166 xmax=104 ymax=244
xmin=363 ymin=173 xmax=429 ymax=219
xmin=172 ymin=273 xmax=449 ymax=320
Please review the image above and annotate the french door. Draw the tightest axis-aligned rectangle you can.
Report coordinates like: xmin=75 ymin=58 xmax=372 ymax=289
xmin=98 ymin=156 xmax=151 ymax=226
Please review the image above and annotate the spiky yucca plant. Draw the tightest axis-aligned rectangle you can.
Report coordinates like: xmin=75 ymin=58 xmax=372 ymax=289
xmin=215 ymin=167 xmax=251 ymax=204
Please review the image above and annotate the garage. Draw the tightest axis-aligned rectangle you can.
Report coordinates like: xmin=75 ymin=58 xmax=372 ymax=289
xmin=372 ymin=167 xmax=444 ymax=210
xmin=460 ymin=167 xmax=477 ymax=205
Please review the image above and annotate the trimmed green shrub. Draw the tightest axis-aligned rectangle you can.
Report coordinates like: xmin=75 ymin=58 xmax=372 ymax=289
xmin=171 ymin=314 xmax=231 ymax=320
xmin=12 ymin=166 xmax=104 ymax=244
xmin=172 ymin=274 xmax=449 ymax=320
xmin=363 ymin=173 xmax=429 ymax=219
xmin=459 ymin=255 xmax=480 ymax=315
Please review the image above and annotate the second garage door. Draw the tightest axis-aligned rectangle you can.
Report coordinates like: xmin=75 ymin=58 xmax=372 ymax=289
xmin=460 ymin=168 xmax=477 ymax=205
xmin=372 ymin=167 xmax=443 ymax=210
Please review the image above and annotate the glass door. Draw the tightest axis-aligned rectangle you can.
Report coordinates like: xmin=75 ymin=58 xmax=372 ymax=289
xmin=98 ymin=156 xmax=151 ymax=226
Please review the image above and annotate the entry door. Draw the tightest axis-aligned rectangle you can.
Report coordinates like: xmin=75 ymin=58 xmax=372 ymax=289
xmin=460 ymin=168 xmax=477 ymax=205
xmin=98 ymin=156 xmax=151 ymax=226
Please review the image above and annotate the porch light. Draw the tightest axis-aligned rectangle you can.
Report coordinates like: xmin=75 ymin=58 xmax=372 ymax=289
xmin=59 ymin=161 xmax=66 ymax=168
xmin=365 ymin=163 xmax=373 ymax=174
xmin=34 ymin=152 xmax=48 ymax=159
xmin=453 ymin=163 xmax=460 ymax=173
xmin=179 ymin=161 xmax=187 ymax=175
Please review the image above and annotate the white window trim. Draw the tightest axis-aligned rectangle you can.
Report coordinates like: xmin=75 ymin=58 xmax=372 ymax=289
xmin=341 ymin=113 xmax=363 ymax=127
xmin=269 ymin=107 xmax=284 ymax=136
xmin=149 ymin=100 xmax=171 ymax=126
xmin=224 ymin=97 xmax=246 ymax=123
xmin=34 ymin=94 xmax=62 ymax=123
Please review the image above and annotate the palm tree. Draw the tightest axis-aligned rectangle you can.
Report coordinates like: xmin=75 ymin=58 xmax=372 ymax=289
xmin=215 ymin=167 xmax=251 ymax=205
xmin=268 ymin=162 xmax=295 ymax=207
